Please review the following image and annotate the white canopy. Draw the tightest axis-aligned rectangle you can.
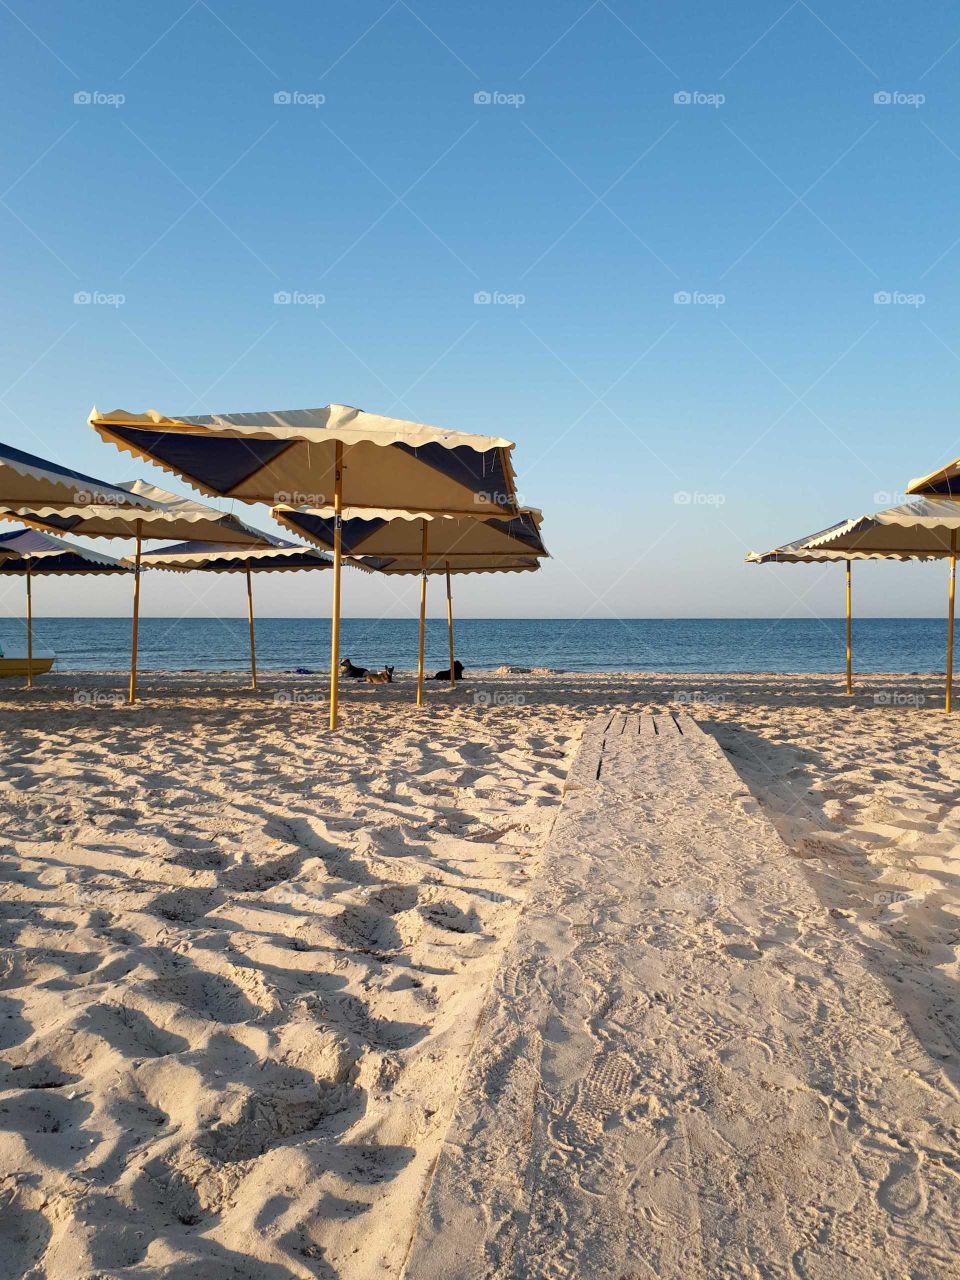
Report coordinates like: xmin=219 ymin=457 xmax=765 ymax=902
xmin=749 ymin=497 xmax=960 ymax=708
xmin=90 ymin=404 xmax=520 ymax=518
xmin=2 ymin=479 xmax=272 ymax=546
xmin=750 ymin=499 xmax=960 ymax=561
xmin=274 ymin=505 xmax=547 ymax=561
xmin=0 ymin=439 xmax=155 ymax=512
xmin=908 ymin=457 xmax=960 ymax=499
xmin=0 ymin=527 xmax=129 ymax=575
xmin=136 ymin=539 xmax=331 ymax=574
xmin=369 ymin=555 xmax=541 ymax=575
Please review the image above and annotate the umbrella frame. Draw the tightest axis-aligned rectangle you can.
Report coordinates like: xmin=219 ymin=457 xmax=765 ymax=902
xmin=26 ymin=560 xmax=32 ymax=688
xmin=89 ymin=412 xmax=528 ymax=730
xmin=750 ymin=543 xmax=958 ymax=710
xmin=4 ymin=491 xmax=274 ymax=705
xmin=0 ymin=536 xmax=130 ymax=689
xmin=133 ymin=546 xmax=332 ymax=690
xmin=416 ymin=521 xmax=428 ymax=707
xmin=282 ymin=502 xmax=544 ymax=721
xmin=949 ymin=532 xmax=957 ymax=713
xmin=329 ymin=443 xmax=344 ymax=731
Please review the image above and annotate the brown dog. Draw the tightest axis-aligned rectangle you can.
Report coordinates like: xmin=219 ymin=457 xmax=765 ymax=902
xmin=365 ymin=665 xmax=394 ymax=684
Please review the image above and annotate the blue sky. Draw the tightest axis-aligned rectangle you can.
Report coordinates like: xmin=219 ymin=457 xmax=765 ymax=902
xmin=2 ymin=0 xmax=960 ymax=621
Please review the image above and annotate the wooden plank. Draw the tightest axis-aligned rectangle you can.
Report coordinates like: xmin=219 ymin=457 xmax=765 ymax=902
xmin=562 ymin=714 xmax=608 ymax=794
xmin=403 ymin=714 xmax=960 ymax=1280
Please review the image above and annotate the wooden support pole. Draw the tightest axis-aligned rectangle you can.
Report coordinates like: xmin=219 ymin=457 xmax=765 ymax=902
xmin=416 ymin=520 xmax=428 ymax=707
xmin=329 ymin=442 xmax=343 ymax=731
xmin=948 ymin=532 xmax=957 ymax=714
xmin=25 ymin=560 xmax=33 ymax=690
xmin=845 ymin=559 xmax=852 ymax=696
xmin=129 ymin=521 xmax=143 ymax=705
xmin=246 ymin=562 xmax=257 ymax=690
xmin=446 ymin=562 xmax=455 ymax=689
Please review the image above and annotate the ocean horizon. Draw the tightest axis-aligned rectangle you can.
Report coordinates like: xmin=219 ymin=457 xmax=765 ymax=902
xmin=0 ymin=616 xmax=952 ymax=675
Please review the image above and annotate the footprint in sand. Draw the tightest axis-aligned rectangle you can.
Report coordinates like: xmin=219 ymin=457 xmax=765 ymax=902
xmin=723 ymin=941 xmax=763 ymax=961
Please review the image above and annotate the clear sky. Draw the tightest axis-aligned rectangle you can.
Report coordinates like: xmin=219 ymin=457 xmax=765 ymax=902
xmin=2 ymin=0 xmax=960 ymax=622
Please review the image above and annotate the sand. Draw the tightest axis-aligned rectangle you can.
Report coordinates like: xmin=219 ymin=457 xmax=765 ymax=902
xmin=0 ymin=669 xmax=958 ymax=1278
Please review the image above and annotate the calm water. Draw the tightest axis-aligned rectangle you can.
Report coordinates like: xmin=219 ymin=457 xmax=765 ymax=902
xmin=0 ymin=617 xmax=951 ymax=674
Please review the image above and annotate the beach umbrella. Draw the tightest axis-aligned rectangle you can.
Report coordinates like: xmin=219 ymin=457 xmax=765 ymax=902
xmin=0 ymin=480 xmax=272 ymax=704
xmin=274 ymin=506 xmax=548 ymax=701
xmin=748 ymin=498 xmax=960 ymax=708
xmin=0 ymin=439 xmax=155 ymax=512
xmin=0 ymin=527 xmax=130 ymax=688
xmin=90 ymin=404 xmax=523 ymax=728
xmin=133 ymin=539 xmax=332 ymax=689
xmin=748 ymin=532 xmax=863 ymax=696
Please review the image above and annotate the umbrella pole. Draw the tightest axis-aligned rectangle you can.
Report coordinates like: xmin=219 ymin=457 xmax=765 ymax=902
xmin=25 ymin=560 xmax=33 ymax=690
xmin=948 ymin=532 xmax=957 ymax=714
xmin=416 ymin=521 xmax=428 ymax=706
xmin=246 ymin=563 xmax=257 ymax=690
xmin=129 ymin=521 xmax=142 ymax=705
xmin=845 ymin=559 xmax=852 ymax=696
xmin=446 ymin=562 xmax=455 ymax=689
xmin=329 ymin=441 xmax=343 ymax=731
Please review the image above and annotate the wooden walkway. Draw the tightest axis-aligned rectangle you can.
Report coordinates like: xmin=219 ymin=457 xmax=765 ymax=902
xmin=403 ymin=714 xmax=960 ymax=1279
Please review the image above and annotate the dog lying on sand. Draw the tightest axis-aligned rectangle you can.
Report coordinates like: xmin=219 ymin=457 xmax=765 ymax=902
xmin=433 ymin=660 xmax=464 ymax=681
xmin=365 ymin=666 xmax=395 ymax=684
xmin=340 ymin=658 xmax=368 ymax=679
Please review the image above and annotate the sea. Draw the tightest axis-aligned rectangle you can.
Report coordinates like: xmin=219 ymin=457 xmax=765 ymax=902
xmin=0 ymin=617 xmax=951 ymax=675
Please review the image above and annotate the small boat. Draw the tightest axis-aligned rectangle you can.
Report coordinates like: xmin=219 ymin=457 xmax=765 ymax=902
xmin=0 ymin=644 xmax=55 ymax=678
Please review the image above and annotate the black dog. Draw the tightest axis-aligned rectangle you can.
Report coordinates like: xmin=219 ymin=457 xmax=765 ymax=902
xmin=340 ymin=658 xmax=368 ymax=679
xmin=433 ymin=661 xmax=465 ymax=682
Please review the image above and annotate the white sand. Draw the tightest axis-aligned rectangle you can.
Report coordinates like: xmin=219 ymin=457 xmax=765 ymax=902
xmin=0 ymin=670 xmax=958 ymax=1278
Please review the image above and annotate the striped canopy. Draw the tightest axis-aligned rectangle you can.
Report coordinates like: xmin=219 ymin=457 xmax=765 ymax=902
xmin=748 ymin=500 xmax=960 ymax=562
xmin=0 ymin=439 xmax=155 ymax=512
xmin=274 ymin=506 xmax=547 ymax=562
xmin=90 ymin=405 xmax=520 ymax=517
xmin=908 ymin=457 xmax=960 ymax=498
xmin=136 ymin=538 xmax=332 ymax=573
xmin=369 ymin=554 xmax=542 ymax=575
xmin=747 ymin=522 xmax=871 ymax=563
xmin=4 ymin=479 xmax=272 ymax=546
xmin=0 ymin=526 xmax=130 ymax=574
